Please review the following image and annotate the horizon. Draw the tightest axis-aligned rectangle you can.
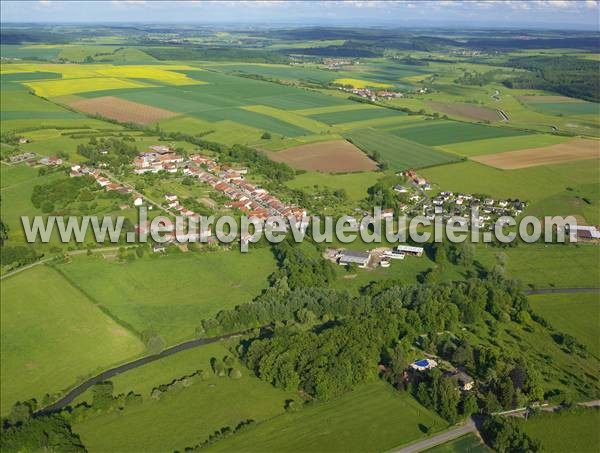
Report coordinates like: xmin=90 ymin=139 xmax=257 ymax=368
xmin=1 ymin=0 xmax=599 ymax=31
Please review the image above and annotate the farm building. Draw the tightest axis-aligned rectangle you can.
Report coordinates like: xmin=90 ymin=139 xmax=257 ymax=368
xmin=337 ymin=249 xmax=371 ymax=268
xmin=455 ymin=371 xmax=474 ymax=391
xmin=133 ymin=197 xmax=144 ymax=207
xmin=396 ymin=245 xmax=424 ymax=256
xmin=149 ymin=144 xmax=173 ymax=155
xmin=568 ymin=225 xmax=600 ymax=242
xmin=410 ymin=359 xmax=438 ymax=372
xmin=164 ymin=193 xmax=178 ymax=202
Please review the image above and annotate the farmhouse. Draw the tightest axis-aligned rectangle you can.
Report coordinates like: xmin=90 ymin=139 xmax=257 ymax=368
xmin=396 ymin=245 xmax=424 ymax=256
xmin=410 ymin=359 xmax=438 ymax=372
xmin=455 ymin=371 xmax=474 ymax=391
xmin=38 ymin=156 xmax=63 ymax=166
xmin=337 ymin=249 xmax=371 ymax=268
xmin=164 ymin=193 xmax=178 ymax=202
xmin=149 ymin=144 xmax=173 ymax=155
xmin=568 ymin=225 xmax=600 ymax=242
xmin=133 ymin=197 xmax=144 ymax=207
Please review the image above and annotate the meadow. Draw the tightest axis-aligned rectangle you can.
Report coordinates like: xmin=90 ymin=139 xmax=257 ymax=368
xmin=382 ymin=120 xmax=530 ymax=147
xmin=209 ymin=381 xmax=448 ymax=453
xmin=437 ymin=133 xmax=573 ymax=157
xmin=309 ymin=105 xmax=402 ymax=125
xmin=420 ymin=159 xmax=599 ymax=204
xmin=73 ymin=341 xmax=295 ymax=453
xmin=521 ymin=408 xmax=600 ymax=453
xmin=286 ymin=171 xmax=382 ymax=202
xmin=529 ymin=293 xmax=600 ymax=358
xmin=54 ymin=250 xmax=277 ymax=345
xmin=0 ymin=265 xmax=144 ymax=415
xmin=344 ymin=128 xmax=462 ymax=170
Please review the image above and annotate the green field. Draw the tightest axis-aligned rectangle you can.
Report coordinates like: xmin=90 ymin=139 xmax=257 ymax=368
xmin=529 ymin=293 xmax=600 ymax=358
xmin=438 ymin=134 xmax=572 ymax=157
xmin=0 ymin=265 xmax=145 ymax=415
xmin=286 ymin=171 xmax=382 ymax=202
xmin=73 ymin=341 xmax=295 ymax=453
xmin=310 ymin=106 xmax=402 ymax=125
xmin=383 ymin=120 xmax=530 ymax=146
xmin=55 ymin=250 xmax=277 ymax=344
xmin=420 ymin=159 xmax=600 ymax=204
xmin=344 ymin=128 xmax=462 ymax=170
xmin=522 ymin=408 xmax=600 ymax=453
xmin=209 ymin=382 xmax=448 ymax=453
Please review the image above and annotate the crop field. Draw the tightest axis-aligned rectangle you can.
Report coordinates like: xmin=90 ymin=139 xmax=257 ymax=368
xmin=286 ymin=171 xmax=382 ymax=201
xmin=529 ymin=293 xmax=600 ymax=358
xmin=73 ymin=341 xmax=295 ymax=453
xmin=344 ymin=128 xmax=462 ymax=170
xmin=309 ymin=106 xmax=402 ymax=125
xmin=520 ymin=95 xmax=600 ymax=116
xmin=0 ymin=265 xmax=145 ymax=415
xmin=209 ymin=63 xmax=337 ymax=84
xmin=439 ymin=134 xmax=572 ymax=157
xmin=471 ymin=138 xmax=600 ymax=169
xmin=67 ymin=96 xmax=179 ymax=124
xmin=332 ymin=77 xmax=393 ymax=89
xmin=427 ymin=101 xmax=502 ymax=122
xmin=268 ymin=140 xmax=378 ymax=173
xmin=383 ymin=120 xmax=530 ymax=146
xmin=522 ymin=408 xmax=600 ymax=453
xmin=210 ymin=382 xmax=447 ymax=453
xmin=26 ymin=77 xmax=156 ymax=98
xmin=241 ymin=105 xmax=330 ymax=133
xmin=54 ymin=250 xmax=277 ymax=345
xmin=421 ymin=159 xmax=599 ymax=204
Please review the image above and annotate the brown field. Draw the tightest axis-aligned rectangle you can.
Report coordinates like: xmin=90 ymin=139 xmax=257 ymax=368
xmin=472 ymin=138 xmax=600 ymax=169
xmin=428 ymin=101 xmax=501 ymax=122
xmin=67 ymin=96 xmax=178 ymax=124
xmin=268 ymin=140 xmax=378 ymax=173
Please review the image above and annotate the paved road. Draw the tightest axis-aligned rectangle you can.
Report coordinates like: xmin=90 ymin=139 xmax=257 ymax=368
xmin=36 ymin=329 xmax=251 ymax=415
xmin=394 ymin=418 xmax=477 ymax=453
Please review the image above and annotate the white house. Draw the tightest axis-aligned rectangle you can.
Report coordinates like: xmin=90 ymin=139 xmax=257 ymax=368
xmin=133 ymin=197 xmax=144 ymax=207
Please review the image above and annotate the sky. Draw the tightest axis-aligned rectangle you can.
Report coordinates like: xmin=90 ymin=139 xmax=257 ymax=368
xmin=1 ymin=1 xmax=599 ymax=30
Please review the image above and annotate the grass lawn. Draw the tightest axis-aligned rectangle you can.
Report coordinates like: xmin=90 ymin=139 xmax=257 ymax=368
xmin=0 ymin=265 xmax=144 ymax=415
xmin=73 ymin=341 xmax=294 ymax=453
xmin=425 ymin=433 xmax=490 ymax=452
xmin=209 ymin=381 xmax=448 ymax=453
xmin=529 ymin=293 xmax=600 ymax=358
xmin=54 ymin=249 xmax=277 ymax=344
xmin=286 ymin=171 xmax=382 ymax=202
xmin=521 ymin=408 xmax=600 ymax=453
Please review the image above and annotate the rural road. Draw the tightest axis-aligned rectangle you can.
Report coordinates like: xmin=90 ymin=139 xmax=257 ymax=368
xmin=0 ymin=246 xmax=136 ymax=281
xmin=36 ymin=329 xmax=251 ymax=415
xmin=393 ymin=418 xmax=477 ymax=453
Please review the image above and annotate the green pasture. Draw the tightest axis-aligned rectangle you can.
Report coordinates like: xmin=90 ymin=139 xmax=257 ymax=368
xmin=529 ymin=293 xmax=600 ymax=358
xmin=522 ymin=408 xmax=600 ymax=453
xmin=0 ymin=44 xmax=61 ymax=60
xmin=420 ymin=159 xmax=599 ymax=204
xmin=210 ymin=381 xmax=448 ymax=453
xmin=344 ymin=128 xmax=462 ymax=171
xmin=309 ymin=106 xmax=402 ymax=125
xmin=73 ymin=341 xmax=294 ymax=453
xmin=0 ymin=265 xmax=144 ymax=415
xmin=286 ymin=171 xmax=382 ymax=202
xmin=438 ymin=133 xmax=572 ymax=157
xmin=383 ymin=120 xmax=531 ymax=147
xmin=55 ymin=250 xmax=277 ymax=344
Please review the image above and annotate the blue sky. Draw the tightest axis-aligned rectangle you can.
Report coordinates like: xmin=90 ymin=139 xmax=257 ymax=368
xmin=1 ymin=1 xmax=599 ymax=30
